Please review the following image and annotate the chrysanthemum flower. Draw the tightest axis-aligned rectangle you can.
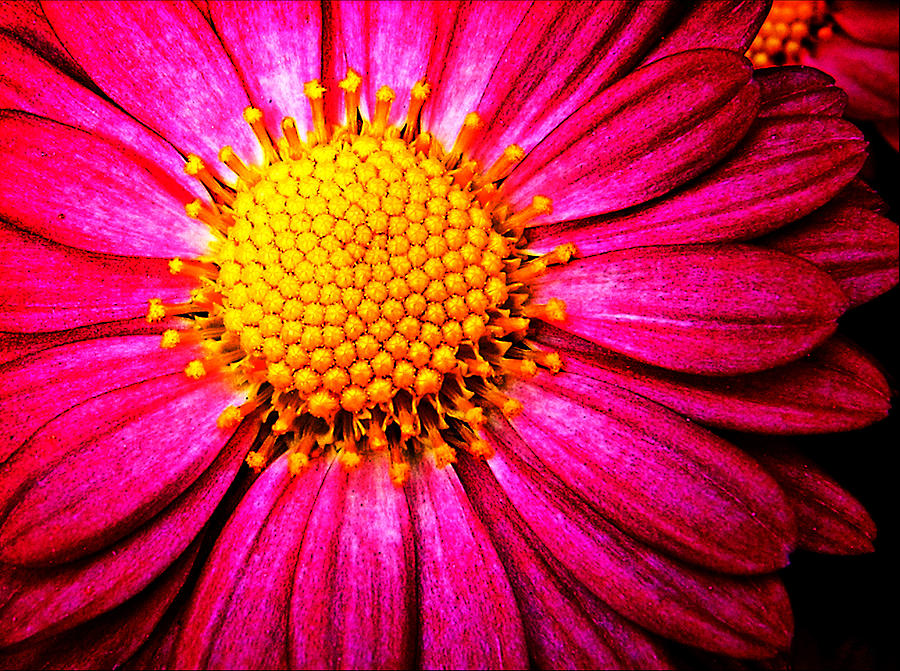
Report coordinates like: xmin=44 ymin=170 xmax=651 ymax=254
xmin=0 ymin=1 xmax=897 ymax=669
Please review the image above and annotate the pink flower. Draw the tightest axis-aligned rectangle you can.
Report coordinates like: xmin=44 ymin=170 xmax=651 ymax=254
xmin=0 ymin=1 xmax=897 ymax=669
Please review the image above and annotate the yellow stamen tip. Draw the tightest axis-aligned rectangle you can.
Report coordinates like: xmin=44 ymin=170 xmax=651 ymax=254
xmin=146 ymin=298 xmax=166 ymax=323
xmin=390 ymin=462 xmax=411 ymax=487
xmin=184 ymin=359 xmax=207 ymax=379
xmin=168 ymin=258 xmax=184 ymax=275
xmin=339 ymin=69 xmax=362 ymax=93
xmin=185 ymin=199 xmax=202 ymax=218
xmin=376 ymin=85 xmax=396 ymax=102
xmin=245 ymin=450 xmax=266 ymax=472
xmin=288 ymin=451 xmax=310 ymax=475
xmin=504 ymin=144 xmax=524 ymax=161
xmin=242 ymin=107 xmax=263 ymax=124
xmin=546 ymin=297 xmax=566 ymax=321
xmin=304 ymin=80 xmax=326 ymax=100
xmin=532 ymin=195 xmax=553 ymax=214
xmin=502 ymin=398 xmax=523 ymax=417
xmin=339 ymin=449 xmax=361 ymax=469
xmin=217 ymin=405 xmax=243 ymax=429
xmin=411 ymin=80 xmax=430 ymax=100
xmin=184 ymin=154 xmax=204 ymax=175
xmin=463 ymin=112 xmax=482 ymax=128
xmin=160 ymin=329 xmax=181 ymax=349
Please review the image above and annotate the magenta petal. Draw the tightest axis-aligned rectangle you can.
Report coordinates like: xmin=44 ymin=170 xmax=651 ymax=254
xmin=289 ymin=454 xmax=414 ymax=669
xmin=469 ymin=2 xmax=675 ymax=168
xmin=753 ymin=449 xmax=877 ymax=555
xmin=0 ymin=111 xmax=207 ymax=257
xmin=210 ymin=1 xmax=321 ymax=138
xmin=0 ymin=225 xmax=195 ymax=333
xmin=762 ymin=195 xmax=900 ymax=308
xmin=482 ymin=422 xmax=793 ymax=658
xmin=174 ymin=454 xmax=332 ymax=670
xmin=0 ymin=416 xmax=252 ymax=647
xmin=503 ymin=373 xmax=795 ymax=573
xmin=503 ymin=49 xmax=759 ymax=222
xmin=407 ymin=451 xmax=529 ymax=669
xmin=832 ymin=0 xmax=899 ymax=48
xmin=534 ymin=326 xmax=891 ymax=435
xmin=454 ymin=451 xmax=674 ymax=670
xmin=527 ymin=115 xmax=867 ymax=255
xmin=532 ymin=244 xmax=848 ymax=374
xmin=41 ymin=0 xmax=258 ymax=166
xmin=0 ymin=373 xmax=242 ymax=565
xmin=756 ymin=66 xmax=847 ymax=117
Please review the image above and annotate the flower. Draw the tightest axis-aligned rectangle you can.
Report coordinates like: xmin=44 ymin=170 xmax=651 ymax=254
xmin=0 ymin=1 xmax=897 ymax=669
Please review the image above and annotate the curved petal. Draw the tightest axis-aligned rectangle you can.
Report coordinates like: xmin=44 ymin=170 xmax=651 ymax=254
xmin=0 ymin=34 xmax=203 ymax=200
xmin=454 ymin=451 xmax=674 ymax=670
xmin=0 ymin=372 xmax=243 ymax=565
xmin=526 ymin=115 xmax=867 ymax=255
xmin=0 ymin=224 xmax=195 ymax=333
xmin=832 ymin=0 xmax=899 ymax=48
xmin=482 ymin=422 xmax=794 ymax=658
xmin=502 ymin=371 xmax=795 ymax=573
xmin=469 ymin=1 xmax=678 ymax=168
xmin=756 ymin=66 xmax=847 ymax=117
xmin=42 ymin=0 xmax=258 ymax=166
xmin=407 ymin=451 xmax=529 ymax=670
xmin=532 ymin=326 xmax=891 ymax=435
xmin=0 ymin=415 xmax=252 ymax=646
xmin=288 ymin=454 xmax=414 ymax=670
xmin=174 ymin=454 xmax=333 ymax=670
xmin=0 ymin=112 xmax=209 ymax=258
xmin=210 ymin=1 xmax=321 ymax=138
xmin=503 ymin=49 xmax=759 ymax=223
xmin=531 ymin=244 xmax=848 ymax=374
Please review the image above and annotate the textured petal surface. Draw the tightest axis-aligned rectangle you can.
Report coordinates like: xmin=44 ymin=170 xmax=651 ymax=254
xmin=0 ymin=224 xmax=194 ymax=333
xmin=526 ymin=115 xmax=867 ymax=254
xmin=483 ymin=420 xmax=794 ymax=658
xmin=0 ymin=373 xmax=242 ymax=565
xmin=289 ymin=454 xmax=414 ymax=670
xmin=0 ymin=112 xmax=208 ymax=258
xmin=42 ymin=0 xmax=258 ymax=166
xmin=531 ymin=244 xmax=848 ymax=374
xmin=503 ymin=49 xmax=759 ymax=223
xmin=756 ymin=66 xmax=847 ymax=117
xmin=407 ymin=451 xmax=529 ymax=670
xmin=503 ymin=372 xmax=795 ymax=573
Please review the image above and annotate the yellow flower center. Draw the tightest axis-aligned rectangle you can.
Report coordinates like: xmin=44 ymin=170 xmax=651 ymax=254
xmin=150 ymin=71 xmax=573 ymax=484
xmin=746 ymin=0 xmax=832 ymax=67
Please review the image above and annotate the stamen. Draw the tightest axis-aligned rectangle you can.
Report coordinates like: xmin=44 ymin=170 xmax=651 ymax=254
xmin=280 ymin=118 xmax=303 ymax=158
xmin=304 ymin=80 xmax=328 ymax=144
xmin=184 ymin=155 xmax=235 ymax=206
xmin=503 ymin=195 xmax=553 ymax=235
xmin=447 ymin=112 xmax=481 ymax=166
xmin=185 ymin=199 xmax=233 ymax=232
xmin=475 ymin=144 xmax=525 ymax=188
xmin=339 ymin=69 xmax=362 ymax=134
xmin=219 ymin=146 xmax=260 ymax=185
xmin=168 ymin=257 xmax=217 ymax=280
xmin=242 ymin=107 xmax=278 ymax=164
xmin=373 ymin=85 xmax=396 ymax=136
xmin=403 ymin=80 xmax=430 ymax=141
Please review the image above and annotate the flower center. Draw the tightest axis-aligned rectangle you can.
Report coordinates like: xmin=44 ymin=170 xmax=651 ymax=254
xmin=149 ymin=72 xmax=573 ymax=484
xmin=746 ymin=0 xmax=832 ymax=67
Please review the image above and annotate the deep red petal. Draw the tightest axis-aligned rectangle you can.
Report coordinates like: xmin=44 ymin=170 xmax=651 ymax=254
xmin=756 ymin=66 xmax=847 ymax=118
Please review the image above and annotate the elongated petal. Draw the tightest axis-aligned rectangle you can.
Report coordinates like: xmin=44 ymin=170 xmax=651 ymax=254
xmin=527 ymin=116 xmax=867 ymax=254
xmin=289 ymin=454 xmax=414 ymax=670
xmin=174 ymin=455 xmax=333 ymax=670
xmin=0 ymin=0 xmax=84 ymax=76
xmin=454 ymin=451 xmax=674 ymax=670
xmin=42 ymin=0 xmax=258 ymax=166
xmin=642 ymin=0 xmax=769 ymax=63
xmin=531 ymin=244 xmax=848 ymax=374
xmin=533 ymin=325 xmax=891 ymax=434
xmin=505 ymin=373 xmax=795 ymax=573
xmin=0 ymin=416 xmax=252 ymax=646
xmin=504 ymin=49 xmax=759 ymax=222
xmin=483 ymin=421 xmax=794 ymax=658
xmin=210 ymin=1 xmax=321 ymax=137
xmin=470 ymin=1 xmax=677 ymax=168
xmin=753 ymin=449 xmax=877 ymax=555
xmin=756 ymin=66 xmax=847 ymax=117
xmin=0 ymin=224 xmax=194 ymax=333
xmin=0 ymin=373 xmax=242 ymax=565
xmin=407 ymin=451 xmax=528 ymax=670
xmin=762 ymin=198 xmax=900 ymax=308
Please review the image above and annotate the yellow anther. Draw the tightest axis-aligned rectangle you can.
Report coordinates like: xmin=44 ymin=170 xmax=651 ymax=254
xmin=447 ymin=112 xmax=482 ymax=165
xmin=220 ymin=145 xmax=260 ymax=184
xmin=404 ymin=80 xmax=431 ymax=141
xmin=146 ymin=298 xmax=166 ymax=323
xmin=184 ymin=154 xmax=204 ymax=176
xmin=523 ymin=298 xmax=567 ymax=322
xmin=390 ymin=462 xmax=411 ymax=487
xmin=217 ymin=405 xmax=244 ymax=429
xmin=245 ymin=450 xmax=267 ymax=473
xmin=339 ymin=449 xmax=361 ymax=469
xmin=160 ymin=329 xmax=181 ymax=349
xmin=373 ymin=86 xmax=396 ymax=135
xmin=288 ymin=450 xmax=310 ymax=475
xmin=184 ymin=359 xmax=207 ymax=379
xmin=504 ymin=195 xmax=553 ymax=234
xmin=304 ymin=80 xmax=328 ymax=144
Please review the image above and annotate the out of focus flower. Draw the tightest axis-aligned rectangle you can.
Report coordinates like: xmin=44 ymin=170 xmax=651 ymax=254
xmin=0 ymin=2 xmax=897 ymax=669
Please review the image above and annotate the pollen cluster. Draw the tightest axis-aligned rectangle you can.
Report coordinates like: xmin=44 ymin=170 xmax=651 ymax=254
xmin=151 ymin=71 xmax=573 ymax=484
xmin=746 ymin=0 xmax=830 ymax=67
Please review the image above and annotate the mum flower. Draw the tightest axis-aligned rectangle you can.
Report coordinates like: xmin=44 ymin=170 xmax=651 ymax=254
xmin=0 ymin=1 xmax=898 ymax=669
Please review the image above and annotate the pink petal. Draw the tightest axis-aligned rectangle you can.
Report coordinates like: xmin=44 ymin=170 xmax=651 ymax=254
xmin=0 ymin=224 xmax=195 ymax=333
xmin=503 ymin=372 xmax=795 ymax=573
xmin=210 ymin=1 xmax=321 ymax=138
xmin=752 ymin=448 xmax=877 ymax=555
xmin=503 ymin=49 xmax=759 ymax=223
xmin=0 ymin=0 xmax=85 ymax=77
xmin=0 ymin=112 xmax=208 ymax=257
xmin=533 ymin=325 xmax=891 ymax=435
xmin=469 ymin=2 xmax=676 ymax=169
xmin=0 ymin=34 xmax=203 ymax=201
xmin=526 ymin=115 xmax=867 ymax=255
xmin=832 ymin=0 xmax=899 ymax=49
xmin=454 ymin=451 xmax=674 ymax=670
xmin=0 ymin=373 xmax=243 ymax=565
xmin=289 ymin=454 xmax=414 ymax=669
xmin=174 ymin=454 xmax=333 ymax=670
xmin=326 ymin=1 xmax=439 ymax=128
xmin=481 ymin=424 xmax=794 ymax=658
xmin=642 ymin=0 xmax=770 ymax=63
xmin=531 ymin=244 xmax=848 ymax=374
xmin=407 ymin=451 xmax=529 ymax=670
xmin=761 ymin=195 xmax=900 ymax=308
xmin=41 ymin=0 xmax=258 ymax=167
xmin=0 ymin=415 xmax=252 ymax=646
xmin=756 ymin=66 xmax=847 ymax=117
